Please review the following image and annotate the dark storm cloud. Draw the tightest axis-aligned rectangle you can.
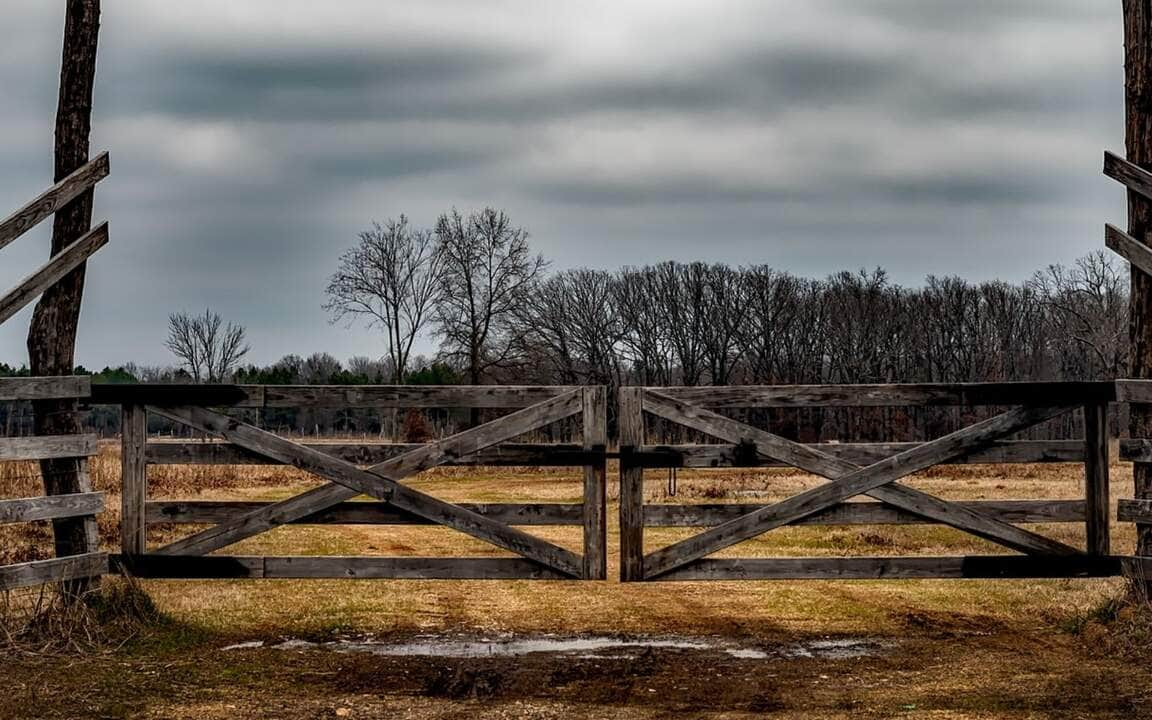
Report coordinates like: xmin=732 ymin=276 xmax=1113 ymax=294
xmin=0 ymin=1 xmax=1127 ymax=368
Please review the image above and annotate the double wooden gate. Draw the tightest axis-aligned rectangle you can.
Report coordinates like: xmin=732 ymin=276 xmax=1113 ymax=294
xmin=22 ymin=379 xmax=1138 ymax=585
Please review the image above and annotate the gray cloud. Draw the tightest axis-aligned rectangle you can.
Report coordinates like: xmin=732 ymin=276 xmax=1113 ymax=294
xmin=0 ymin=1 xmax=1128 ymax=368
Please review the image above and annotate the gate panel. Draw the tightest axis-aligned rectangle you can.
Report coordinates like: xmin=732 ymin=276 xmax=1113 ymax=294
xmin=111 ymin=384 xmax=609 ymax=580
xmin=619 ymin=383 xmax=1117 ymax=582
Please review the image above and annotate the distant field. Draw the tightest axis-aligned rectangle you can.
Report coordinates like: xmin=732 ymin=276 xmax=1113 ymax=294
xmin=4 ymin=443 xmax=1152 ymax=718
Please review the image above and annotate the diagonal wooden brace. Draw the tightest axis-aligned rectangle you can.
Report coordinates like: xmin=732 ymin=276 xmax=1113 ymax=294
xmin=150 ymin=390 xmax=585 ymax=576
xmin=642 ymin=394 xmax=1079 ymax=578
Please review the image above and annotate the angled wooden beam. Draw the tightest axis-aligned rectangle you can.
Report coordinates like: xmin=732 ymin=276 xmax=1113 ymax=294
xmin=0 ymin=151 xmax=108 ymax=252
xmin=642 ymin=395 xmax=1078 ymax=578
xmin=1105 ymin=150 xmax=1152 ymax=201
xmin=0 ymin=221 xmax=108 ymax=326
xmin=1106 ymin=223 xmax=1152 ymax=276
xmin=149 ymin=390 xmax=585 ymax=576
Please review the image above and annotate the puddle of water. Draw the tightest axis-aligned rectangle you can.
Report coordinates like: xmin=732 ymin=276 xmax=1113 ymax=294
xmin=224 ymin=634 xmax=892 ymax=661
xmin=780 ymin=638 xmax=892 ymax=660
xmin=329 ymin=637 xmax=711 ymax=658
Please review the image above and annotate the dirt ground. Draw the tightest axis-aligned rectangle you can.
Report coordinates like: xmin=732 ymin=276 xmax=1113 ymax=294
xmin=4 ymin=448 xmax=1152 ymax=719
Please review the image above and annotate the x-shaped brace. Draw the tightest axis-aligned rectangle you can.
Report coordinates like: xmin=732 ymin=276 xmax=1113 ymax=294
xmin=147 ymin=390 xmax=585 ymax=577
xmin=641 ymin=391 xmax=1082 ymax=578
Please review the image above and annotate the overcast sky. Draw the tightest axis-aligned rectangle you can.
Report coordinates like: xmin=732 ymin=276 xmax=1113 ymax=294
xmin=0 ymin=1 xmax=1128 ymax=370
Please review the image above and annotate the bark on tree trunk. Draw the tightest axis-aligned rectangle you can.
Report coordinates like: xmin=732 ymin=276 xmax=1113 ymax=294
xmin=26 ymin=0 xmax=101 ymax=597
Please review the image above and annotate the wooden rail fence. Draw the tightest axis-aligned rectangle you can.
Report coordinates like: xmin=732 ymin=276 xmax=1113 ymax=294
xmin=107 ymin=384 xmax=608 ymax=580
xmin=618 ymin=383 xmax=1120 ymax=581
xmin=0 ymin=152 xmax=111 ymax=593
xmin=0 ymin=376 xmax=106 ymax=591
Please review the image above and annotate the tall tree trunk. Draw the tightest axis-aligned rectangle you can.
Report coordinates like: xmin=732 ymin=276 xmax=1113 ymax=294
xmin=26 ymin=0 xmax=101 ymax=596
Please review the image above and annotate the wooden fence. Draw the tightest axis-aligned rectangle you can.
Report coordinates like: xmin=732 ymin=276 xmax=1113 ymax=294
xmin=0 ymin=376 xmax=106 ymax=591
xmin=0 ymin=152 xmax=110 ymax=593
xmin=618 ymin=382 xmax=1121 ymax=581
xmin=103 ymin=384 xmax=607 ymax=580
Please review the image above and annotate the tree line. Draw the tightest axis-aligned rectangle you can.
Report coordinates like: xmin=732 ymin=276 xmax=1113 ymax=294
xmin=0 ymin=208 xmax=1130 ymax=440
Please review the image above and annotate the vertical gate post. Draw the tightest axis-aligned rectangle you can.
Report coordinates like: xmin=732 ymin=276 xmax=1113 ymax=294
xmin=1125 ymin=1 xmax=1152 ymax=593
xmin=618 ymin=387 xmax=645 ymax=581
xmin=581 ymin=386 xmax=608 ymax=579
xmin=120 ymin=403 xmax=147 ymax=554
xmin=1084 ymin=402 xmax=1111 ymax=555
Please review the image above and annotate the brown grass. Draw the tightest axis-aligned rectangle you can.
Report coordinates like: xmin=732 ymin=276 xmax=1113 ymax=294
xmin=4 ymin=444 xmax=1152 ymax=718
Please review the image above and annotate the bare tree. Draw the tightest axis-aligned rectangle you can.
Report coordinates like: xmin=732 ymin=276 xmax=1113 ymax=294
xmin=515 ymin=269 xmax=623 ymax=385
xmin=1029 ymin=251 xmax=1129 ymax=380
xmin=325 ymin=216 xmax=442 ymax=383
xmin=433 ymin=208 xmax=547 ymax=384
xmin=165 ymin=308 xmax=250 ymax=383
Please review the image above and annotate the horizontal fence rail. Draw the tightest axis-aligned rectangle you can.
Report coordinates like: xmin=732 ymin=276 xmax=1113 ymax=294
xmin=0 ymin=378 xmax=105 ymax=591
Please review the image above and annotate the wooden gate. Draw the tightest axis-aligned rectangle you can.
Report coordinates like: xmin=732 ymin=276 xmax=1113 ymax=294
xmin=107 ymin=384 xmax=607 ymax=580
xmin=618 ymin=383 xmax=1120 ymax=581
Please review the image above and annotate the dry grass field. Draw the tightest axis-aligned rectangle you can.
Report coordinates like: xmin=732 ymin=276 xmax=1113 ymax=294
xmin=5 ymin=443 xmax=1152 ymax=718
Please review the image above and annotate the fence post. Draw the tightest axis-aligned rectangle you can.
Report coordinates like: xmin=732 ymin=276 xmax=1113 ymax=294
xmin=1084 ymin=402 xmax=1111 ymax=555
xmin=619 ymin=387 xmax=645 ymax=581
xmin=120 ymin=403 xmax=147 ymax=555
xmin=581 ymin=386 xmax=607 ymax=580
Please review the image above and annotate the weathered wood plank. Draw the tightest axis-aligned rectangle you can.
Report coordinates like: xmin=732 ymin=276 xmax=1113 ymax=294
xmin=1118 ymin=499 xmax=1152 ymax=523
xmin=653 ymin=555 xmax=1122 ymax=581
xmin=88 ymin=383 xmax=260 ymax=407
xmin=1084 ymin=403 xmax=1111 ymax=555
xmin=582 ymin=386 xmax=608 ymax=580
xmin=0 ymin=152 xmax=109 ymax=252
xmin=635 ymin=440 xmax=1086 ymax=468
xmin=121 ymin=404 xmax=147 ymax=554
xmin=0 ymin=552 xmax=107 ymax=590
xmin=0 ymin=492 xmax=104 ymax=524
xmin=149 ymin=392 xmax=586 ymax=576
xmin=261 ymin=385 xmax=578 ymax=408
xmin=643 ymin=382 xmax=1114 ymax=408
xmin=111 ymin=554 xmax=567 ymax=580
xmin=644 ymin=499 xmax=1086 ymax=527
xmin=1105 ymin=150 xmax=1152 ymax=201
xmin=1120 ymin=438 xmax=1152 ymax=462
xmin=0 ymin=375 xmax=89 ymax=401
xmin=0 ymin=434 xmax=97 ymax=460
xmin=146 ymin=501 xmax=585 ymax=526
xmin=1118 ymin=380 xmax=1152 ymax=405
xmin=111 ymin=553 xmax=265 ymax=578
xmin=88 ymin=384 xmax=579 ymax=408
xmin=145 ymin=441 xmax=593 ymax=467
xmin=1106 ymin=224 xmax=1152 ymax=276
xmin=618 ymin=387 xmax=645 ymax=582
xmin=0 ymin=222 xmax=108 ymax=326
xmin=641 ymin=393 xmax=1079 ymax=578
